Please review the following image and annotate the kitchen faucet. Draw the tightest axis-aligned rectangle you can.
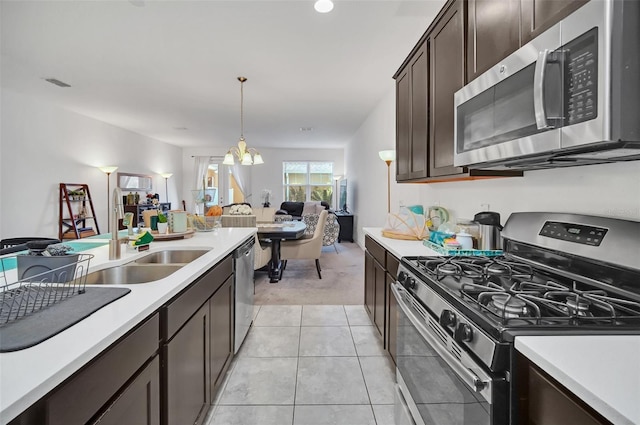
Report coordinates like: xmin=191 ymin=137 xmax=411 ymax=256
xmin=109 ymin=187 xmax=125 ymax=260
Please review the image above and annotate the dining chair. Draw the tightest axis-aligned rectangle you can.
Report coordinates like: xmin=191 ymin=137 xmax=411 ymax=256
xmin=254 ymin=233 xmax=272 ymax=271
xmin=280 ymin=210 xmax=328 ymax=279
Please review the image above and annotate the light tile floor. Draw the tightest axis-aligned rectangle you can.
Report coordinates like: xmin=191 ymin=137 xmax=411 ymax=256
xmin=206 ymin=305 xmax=396 ymax=425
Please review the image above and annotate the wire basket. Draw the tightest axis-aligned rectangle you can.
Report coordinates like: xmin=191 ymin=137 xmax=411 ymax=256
xmin=191 ymin=215 xmax=221 ymax=232
xmin=0 ymin=253 xmax=94 ymax=325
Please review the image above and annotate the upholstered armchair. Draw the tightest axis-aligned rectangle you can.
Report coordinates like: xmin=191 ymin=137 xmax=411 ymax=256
xmin=254 ymin=233 xmax=272 ymax=271
xmin=253 ymin=207 xmax=276 ymax=223
xmin=323 ymin=213 xmax=341 ymax=253
xmin=280 ymin=210 xmax=328 ymax=279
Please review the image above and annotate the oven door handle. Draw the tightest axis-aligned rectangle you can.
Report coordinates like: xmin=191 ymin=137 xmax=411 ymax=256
xmin=392 ymin=284 xmax=490 ymax=397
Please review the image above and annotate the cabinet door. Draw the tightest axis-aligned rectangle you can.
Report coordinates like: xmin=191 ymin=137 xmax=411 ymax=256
xmin=373 ymin=258 xmax=385 ymax=339
xmin=93 ymin=357 xmax=160 ymax=425
xmin=467 ymin=0 xmax=520 ymax=82
xmin=429 ymin=0 xmax=465 ymax=177
xmin=396 ymin=41 xmax=429 ymax=182
xmin=386 ymin=271 xmax=398 ymax=366
xmin=210 ymin=276 xmax=233 ymax=395
xmin=165 ymin=303 xmax=210 ymax=425
xmin=364 ymin=251 xmax=375 ymax=321
xmin=521 ymin=0 xmax=588 ymax=44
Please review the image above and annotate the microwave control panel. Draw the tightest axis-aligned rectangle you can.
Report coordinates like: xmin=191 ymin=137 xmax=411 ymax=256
xmin=539 ymin=221 xmax=608 ymax=246
xmin=565 ymin=27 xmax=598 ymax=125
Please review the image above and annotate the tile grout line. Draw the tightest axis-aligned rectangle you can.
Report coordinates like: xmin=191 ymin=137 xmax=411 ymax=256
xmin=291 ymin=304 xmax=303 ymax=425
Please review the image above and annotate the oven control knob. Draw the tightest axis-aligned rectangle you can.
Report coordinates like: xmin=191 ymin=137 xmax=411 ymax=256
xmin=455 ymin=323 xmax=474 ymax=343
xmin=397 ymin=271 xmax=407 ymax=285
xmin=405 ymin=277 xmax=416 ymax=290
xmin=439 ymin=310 xmax=457 ymax=327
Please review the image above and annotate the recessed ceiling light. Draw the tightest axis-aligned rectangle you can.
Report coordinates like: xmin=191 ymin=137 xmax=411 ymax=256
xmin=300 ymin=127 xmax=314 ymax=132
xmin=314 ymin=0 xmax=334 ymax=13
xmin=43 ymin=78 xmax=71 ymax=88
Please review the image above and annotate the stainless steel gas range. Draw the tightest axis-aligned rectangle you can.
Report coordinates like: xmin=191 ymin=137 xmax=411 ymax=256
xmin=392 ymin=212 xmax=640 ymax=425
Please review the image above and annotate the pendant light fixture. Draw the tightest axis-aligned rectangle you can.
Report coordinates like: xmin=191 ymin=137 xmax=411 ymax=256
xmin=223 ymin=77 xmax=264 ymax=166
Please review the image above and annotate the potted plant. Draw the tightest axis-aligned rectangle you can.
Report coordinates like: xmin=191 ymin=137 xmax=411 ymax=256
xmin=157 ymin=211 xmax=168 ymax=234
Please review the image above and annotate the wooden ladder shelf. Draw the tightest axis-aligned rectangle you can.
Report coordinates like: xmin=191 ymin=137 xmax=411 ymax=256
xmin=59 ymin=183 xmax=101 ymax=239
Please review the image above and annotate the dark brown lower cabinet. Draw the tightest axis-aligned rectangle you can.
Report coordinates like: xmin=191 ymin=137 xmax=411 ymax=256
xmin=364 ymin=235 xmax=401 ymax=359
xmin=516 ymin=352 xmax=612 ymax=425
xmin=164 ymin=302 xmax=211 ymax=425
xmin=210 ymin=277 xmax=233 ymax=395
xmin=162 ymin=254 xmax=234 ymax=425
xmin=385 ymin=253 xmax=399 ymax=365
xmin=9 ymin=314 xmax=160 ymax=425
xmin=386 ymin=272 xmax=398 ymax=365
xmin=364 ymin=236 xmax=386 ymax=339
xmin=364 ymin=250 xmax=375 ymax=319
xmin=93 ymin=356 xmax=160 ymax=425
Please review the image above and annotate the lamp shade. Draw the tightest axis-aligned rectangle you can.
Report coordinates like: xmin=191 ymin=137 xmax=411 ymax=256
xmin=98 ymin=166 xmax=118 ymax=175
xmin=223 ymin=152 xmax=234 ymax=165
xmin=160 ymin=173 xmax=173 ymax=179
xmin=378 ymin=150 xmax=396 ymax=162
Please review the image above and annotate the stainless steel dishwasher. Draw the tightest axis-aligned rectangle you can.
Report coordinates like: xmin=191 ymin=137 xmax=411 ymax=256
xmin=233 ymin=237 xmax=254 ymax=353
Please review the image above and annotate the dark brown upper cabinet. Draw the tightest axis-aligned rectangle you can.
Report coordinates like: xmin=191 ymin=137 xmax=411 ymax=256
xmin=393 ymin=0 xmax=589 ymax=183
xmin=428 ymin=0 xmax=465 ymax=177
xmin=467 ymin=0 xmax=521 ymax=82
xmin=521 ymin=0 xmax=589 ymax=44
xmin=395 ymin=40 xmax=429 ymax=181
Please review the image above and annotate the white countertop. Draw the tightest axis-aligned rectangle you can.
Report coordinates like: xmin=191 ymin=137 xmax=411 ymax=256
xmin=0 ymin=228 xmax=255 ymax=424
xmin=363 ymin=227 xmax=440 ymax=259
xmin=516 ymin=335 xmax=640 ymax=425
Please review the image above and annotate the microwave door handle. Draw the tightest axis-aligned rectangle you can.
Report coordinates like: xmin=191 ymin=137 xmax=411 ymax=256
xmin=534 ymin=49 xmax=554 ymax=130
xmin=391 ymin=284 xmax=489 ymax=396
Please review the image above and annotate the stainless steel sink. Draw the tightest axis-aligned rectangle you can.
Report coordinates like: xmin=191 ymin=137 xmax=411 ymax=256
xmin=134 ymin=249 xmax=210 ymax=265
xmin=85 ymin=264 xmax=183 ymax=285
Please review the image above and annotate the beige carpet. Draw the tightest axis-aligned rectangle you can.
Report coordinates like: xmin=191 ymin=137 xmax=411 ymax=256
xmin=254 ymin=242 xmax=364 ymax=305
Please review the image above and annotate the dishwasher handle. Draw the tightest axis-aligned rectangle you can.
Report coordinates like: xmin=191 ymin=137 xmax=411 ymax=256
xmin=234 ymin=237 xmax=255 ymax=258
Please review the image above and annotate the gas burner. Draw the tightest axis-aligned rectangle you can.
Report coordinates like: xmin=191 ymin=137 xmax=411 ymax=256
xmin=566 ymin=297 xmax=592 ymax=317
xmin=438 ymin=262 xmax=461 ymax=276
xmin=489 ymin=294 xmax=529 ymax=318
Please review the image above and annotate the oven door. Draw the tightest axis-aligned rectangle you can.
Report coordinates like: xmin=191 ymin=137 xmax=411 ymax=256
xmin=392 ymin=283 xmax=504 ymax=425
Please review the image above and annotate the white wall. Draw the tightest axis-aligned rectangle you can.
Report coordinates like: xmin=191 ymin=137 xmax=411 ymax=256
xmin=0 ymin=90 xmax=183 ymax=239
xmin=182 ymin=147 xmax=345 ymax=211
xmin=347 ymin=86 xmax=640 ymax=247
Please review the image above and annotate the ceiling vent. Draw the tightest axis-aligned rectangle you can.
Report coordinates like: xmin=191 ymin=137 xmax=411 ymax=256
xmin=44 ymin=78 xmax=71 ymax=88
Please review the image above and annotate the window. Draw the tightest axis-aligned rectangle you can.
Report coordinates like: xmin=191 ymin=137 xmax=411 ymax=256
xmin=283 ymin=161 xmax=334 ymax=203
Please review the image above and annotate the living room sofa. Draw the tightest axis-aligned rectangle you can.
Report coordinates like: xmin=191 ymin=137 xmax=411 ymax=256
xmin=275 ymin=201 xmax=330 ymax=219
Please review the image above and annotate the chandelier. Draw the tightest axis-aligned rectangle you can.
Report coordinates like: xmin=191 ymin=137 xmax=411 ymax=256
xmin=223 ymin=77 xmax=264 ymax=166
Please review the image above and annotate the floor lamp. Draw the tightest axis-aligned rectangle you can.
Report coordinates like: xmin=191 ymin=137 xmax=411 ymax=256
xmin=333 ymin=175 xmax=342 ymax=211
xmin=378 ymin=150 xmax=395 ymax=213
xmin=98 ymin=166 xmax=118 ymax=232
xmin=161 ymin=173 xmax=173 ymax=204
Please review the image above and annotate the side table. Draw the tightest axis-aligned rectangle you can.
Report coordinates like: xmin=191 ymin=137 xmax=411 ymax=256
xmin=334 ymin=212 xmax=354 ymax=242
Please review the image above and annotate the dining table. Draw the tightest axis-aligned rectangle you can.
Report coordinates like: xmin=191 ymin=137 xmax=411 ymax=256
xmin=256 ymin=221 xmax=306 ymax=283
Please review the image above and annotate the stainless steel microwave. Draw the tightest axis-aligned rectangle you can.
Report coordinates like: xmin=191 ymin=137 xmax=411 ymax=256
xmin=454 ymin=0 xmax=640 ymax=170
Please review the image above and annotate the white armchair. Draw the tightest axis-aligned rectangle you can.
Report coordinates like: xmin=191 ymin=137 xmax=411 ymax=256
xmin=254 ymin=233 xmax=272 ymax=271
xmin=280 ymin=210 xmax=328 ymax=279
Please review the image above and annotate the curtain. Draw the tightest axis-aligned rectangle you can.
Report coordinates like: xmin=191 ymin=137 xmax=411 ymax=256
xmin=193 ymin=156 xmax=210 ymax=214
xmin=231 ymin=163 xmax=252 ymax=204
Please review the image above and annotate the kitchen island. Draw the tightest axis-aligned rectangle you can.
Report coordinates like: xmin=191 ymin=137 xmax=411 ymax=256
xmin=0 ymin=227 xmax=255 ymax=424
